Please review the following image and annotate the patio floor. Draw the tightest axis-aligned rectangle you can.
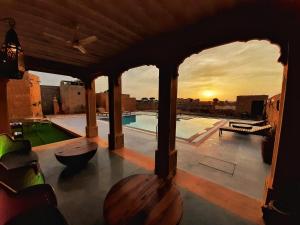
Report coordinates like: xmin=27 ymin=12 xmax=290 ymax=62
xmin=47 ymin=114 xmax=270 ymax=200
xmin=33 ymin=137 xmax=264 ymax=225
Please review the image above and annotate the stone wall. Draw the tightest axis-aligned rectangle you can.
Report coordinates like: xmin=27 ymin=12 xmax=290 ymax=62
xmin=236 ymin=95 xmax=268 ymax=118
xmin=266 ymin=94 xmax=281 ymax=129
xmin=96 ymin=92 xmax=109 ymax=112
xmin=60 ymin=80 xmax=86 ymax=114
xmin=122 ymin=94 xmax=136 ymax=112
xmin=7 ymin=72 xmax=43 ymax=120
xmin=96 ymin=92 xmax=136 ymax=112
xmin=41 ymin=85 xmax=60 ymax=115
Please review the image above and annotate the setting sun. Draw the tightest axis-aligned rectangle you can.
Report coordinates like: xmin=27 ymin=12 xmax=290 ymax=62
xmin=201 ymin=90 xmax=216 ymax=99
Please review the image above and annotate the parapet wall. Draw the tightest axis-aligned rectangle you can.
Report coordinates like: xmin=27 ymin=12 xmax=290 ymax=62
xmin=96 ymin=92 xmax=136 ymax=112
xmin=7 ymin=72 xmax=43 ymax=120
xmin=266 ymin=94 xmax=281 ymax=130
xmin=60 ymin=81 xmax=86 ymax=114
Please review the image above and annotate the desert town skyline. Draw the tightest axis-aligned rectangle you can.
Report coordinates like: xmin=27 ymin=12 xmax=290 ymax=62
xmin=33 ymin=40 xmax=283 ymax=101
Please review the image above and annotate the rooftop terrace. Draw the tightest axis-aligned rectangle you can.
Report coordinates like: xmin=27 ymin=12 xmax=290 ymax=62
xmin=1 ymin=1 xmax=300 ymax=224
xmin=33 ymin=135 xmax=264 ymax=225
xmin=47 ymin=114 xmax=269 ymax=200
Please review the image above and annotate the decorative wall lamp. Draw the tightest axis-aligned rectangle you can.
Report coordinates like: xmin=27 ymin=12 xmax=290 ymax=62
xmin=0 ymin=18 xmax=25 ymax=79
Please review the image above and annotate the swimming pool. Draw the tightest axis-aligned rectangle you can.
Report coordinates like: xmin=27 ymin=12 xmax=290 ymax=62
xmin=13 ymin=122 xmax=77 ymax=147
xmin=120 ymin=114 xmax=220 ymax=140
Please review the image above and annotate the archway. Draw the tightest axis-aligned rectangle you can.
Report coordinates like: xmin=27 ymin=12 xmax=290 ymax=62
xmin=176 ymin=40 xmax=283 ymax=201
xmin=101 ymin=3 xmax=300 ymax=224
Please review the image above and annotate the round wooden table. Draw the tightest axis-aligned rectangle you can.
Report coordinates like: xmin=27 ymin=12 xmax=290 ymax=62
xmin=54 ymin=141 xmax=98 ymax=168
xmin=103 ymin=174 xmax=183 ymax=225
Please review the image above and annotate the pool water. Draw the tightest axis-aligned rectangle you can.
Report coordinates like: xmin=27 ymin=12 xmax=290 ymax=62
xmin=14 ymin=122 xmax=76 ymax=147
xmin=121 ymin=114 xmax=220 ymax=139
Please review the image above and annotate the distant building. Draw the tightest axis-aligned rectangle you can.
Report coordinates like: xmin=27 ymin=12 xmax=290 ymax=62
xmin=7 ymin=72 xmax=43 ymax=120
xmin=215 ymin=105 xmax=236 ymax=110
xmin=122 ymin=94 xmax=136 ymax=112
xmin=136 ymin=98 xmax=158 ymax=111
xmin=96 ymin=91 xmax=109 ymax=112
xmin=214 ymin=101 xmax=236 ymax=110
xmin=96 ymin=92 xmax=136 ymax=112
xmin=60 ymin=80 xmax=86 ymax=114
xmin=40 ymin=85 xmax=60 ymax=115
xmin=177 ymin=98 xmax=201 ymax=112
xmin=236 ymin=95 xmax=268 ymax=119
xmin=199 ymin=101 xmax=214 ymax=111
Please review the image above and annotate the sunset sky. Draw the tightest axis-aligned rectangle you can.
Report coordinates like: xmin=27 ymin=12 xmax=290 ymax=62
xmin=33 ymin=40 xmax=283 ymax=101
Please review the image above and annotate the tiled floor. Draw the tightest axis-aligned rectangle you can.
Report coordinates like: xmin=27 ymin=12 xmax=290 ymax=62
xmin=47 ymin=114 xmax=270 ymax=200
xmin=33 ymin=137 xmax=262 ymax=225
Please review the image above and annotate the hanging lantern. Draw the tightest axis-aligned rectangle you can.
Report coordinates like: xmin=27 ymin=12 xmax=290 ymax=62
xmin=0 ymin=18 xmax=25 ymax=79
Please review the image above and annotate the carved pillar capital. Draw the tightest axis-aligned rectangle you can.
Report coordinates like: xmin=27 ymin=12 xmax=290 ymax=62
xmin=84 ymin=79 xmax=93 ymax=90
xmin=157 ymin=61 xmax=180 ymax=78
xmin=277 ymin=41 xmax=289 ymax=66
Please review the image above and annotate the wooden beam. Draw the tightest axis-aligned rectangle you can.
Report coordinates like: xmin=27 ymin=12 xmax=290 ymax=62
xmin=24 ymin=56 xmax=87 ymax=78
xmin=1 ymin=1 xmax=132 ymax=47
xmin=88 ymin=4 xmax=293 ymax=76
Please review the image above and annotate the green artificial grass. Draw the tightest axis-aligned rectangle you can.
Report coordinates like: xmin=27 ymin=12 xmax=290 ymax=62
xmin=16 ymin=123 xmax=75 ymax=147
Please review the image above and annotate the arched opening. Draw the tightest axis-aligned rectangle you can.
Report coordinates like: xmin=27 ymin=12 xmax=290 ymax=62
xmin=121 ymin=65 xmax=159 ymax=152
xmin=94 ymin=76 xmax=108 ymax=138
xmin=3 ymin=2 xmax=300 ymax=225
xmin=95 ymin=65 xmax=159 ymax=150
xmin=177 ymin=40 xmax=283 ymax=200
xmin=101 ymin=4 xmax=299 ymax=223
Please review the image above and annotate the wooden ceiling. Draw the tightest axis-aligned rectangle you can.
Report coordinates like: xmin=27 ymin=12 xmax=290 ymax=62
xmin=0 ymin=0 xmax=299 ymax=79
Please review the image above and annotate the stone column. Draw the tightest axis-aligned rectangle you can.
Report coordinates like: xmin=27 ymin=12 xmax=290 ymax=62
xmin=263 ymin=40 xmax=300 ymax=225
xmin=85 ymin=80 xmax=98 ymax=138
xmin=108 ymin=74 xmax=124 ymax=150
xmin=0 ymin=78 xmax=11 ymax=134
xmin=155 ymin=64 xmax=178 ymax=179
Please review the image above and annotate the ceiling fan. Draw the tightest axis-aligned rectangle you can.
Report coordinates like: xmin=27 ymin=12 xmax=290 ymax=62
xmin=43 ymin=25 xmax=97 ymax=54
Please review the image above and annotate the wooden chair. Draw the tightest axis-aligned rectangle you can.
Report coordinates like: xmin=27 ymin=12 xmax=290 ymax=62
xmin=0 ymin=182 xmax=68 ymax=225
xmin=5 ymin=205 xmax=68 ymax=225
xmin=0 ymin=181 xmax=57 ymax=225
xmin=0 ymin=163 xmax=45 ymax=193
xmin=219 ymin=124 xmax=272 ymax=136
xmin=0 ymin=134 xmax=37 ymax=170
xmin=0 ymin=162 xmax=68 ymax=225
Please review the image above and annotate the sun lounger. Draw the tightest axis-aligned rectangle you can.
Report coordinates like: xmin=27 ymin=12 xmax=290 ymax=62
xmin=228 ymin=120 xmax=266 ymax=127
xmin=219 ymin=124 xmax=272 ymax=136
